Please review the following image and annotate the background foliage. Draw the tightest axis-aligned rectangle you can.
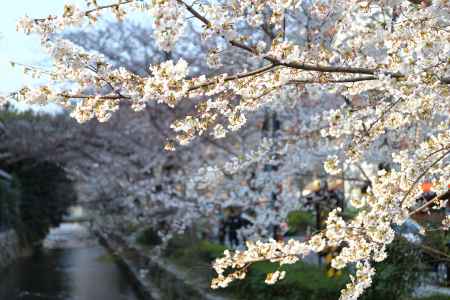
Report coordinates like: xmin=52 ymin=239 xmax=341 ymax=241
xmin=0 ymin=110 xmax=77 ymax=244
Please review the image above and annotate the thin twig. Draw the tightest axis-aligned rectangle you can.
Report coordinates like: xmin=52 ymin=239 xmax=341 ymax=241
xmin=403 ymin=148 xmax=450 ymax=207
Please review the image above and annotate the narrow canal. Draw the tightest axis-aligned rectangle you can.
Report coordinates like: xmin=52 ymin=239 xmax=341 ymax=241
xmin=0 ymin=223 xmax=140 ymax=300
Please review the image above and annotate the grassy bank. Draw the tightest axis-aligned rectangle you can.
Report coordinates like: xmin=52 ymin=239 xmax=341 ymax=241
xmin=162 ymin=235 xmax=347 ymax=300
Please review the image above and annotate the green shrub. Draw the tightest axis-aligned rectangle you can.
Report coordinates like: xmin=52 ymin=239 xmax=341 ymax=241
xmin=422 ymin=231 xmax=450 ymax=255
xmin=361 ymin=237 xmax=424 ymax=300
xmin=286 ymin=211 xmax=315 ymax=234
xmin=196 ymin=240 xmax=227 ymax=261
xmin=165 ymin=231 xmax=429 ymax=300
xmin=228 ymin=261 xmax=348 ymax=300
xmin=0 ymin=176 xmax=21 ymax=230
xmin=0 ymin=109 xmax=36 ymax=123
xmin=165 ymin=236 xmax=347 ymax=300
xmin=342 ymin=208 xmax=359 ymax=221
xmin=165 ymin=236 xmax=226 ymax=272
xmin=164 ymin=233 xmax=196 ymax=258
xmin=136 ymin=227 xmax=162 ymax=246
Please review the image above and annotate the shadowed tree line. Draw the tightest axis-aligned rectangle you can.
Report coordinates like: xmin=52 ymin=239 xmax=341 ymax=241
xmin=0 ymin=108 xmax=76 ymax=244
xmin=0 ymin=94 xmax=248 ymax=244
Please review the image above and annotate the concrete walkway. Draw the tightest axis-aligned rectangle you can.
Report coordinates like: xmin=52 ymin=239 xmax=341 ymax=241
xmin=415 ymin=284 xmax=450 ymax=298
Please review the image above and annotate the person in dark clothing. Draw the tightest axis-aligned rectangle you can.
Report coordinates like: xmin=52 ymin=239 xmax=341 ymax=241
xmin=304 ymin=181 xmax=343 ymax=229
xmin=224 ymin=212 xmax=253 ymax=247
xmin=303 ymin=180 xmax=344 ymax=265
xmin=218 ymin=219 xmax=226 ymax=244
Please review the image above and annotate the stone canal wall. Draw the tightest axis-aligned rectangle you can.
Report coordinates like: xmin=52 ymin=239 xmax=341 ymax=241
xmin=96 ymin=231 xmax=229 ymax=300
xmin=0 ymin=230 xmax=21 ymax=269
xmin=96 ymin=232 xmax=160 ymax=300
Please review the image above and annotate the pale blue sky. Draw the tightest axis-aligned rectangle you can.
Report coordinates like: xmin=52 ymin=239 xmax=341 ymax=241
xmin=0 ymin=1 xmax=84 ymax=111
xmin=0 ymin=1 xmax=90 ymax=92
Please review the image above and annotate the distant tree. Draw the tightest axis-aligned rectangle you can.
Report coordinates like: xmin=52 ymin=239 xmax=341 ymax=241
xmin=12 ymin=160 xmax=77 ymax=244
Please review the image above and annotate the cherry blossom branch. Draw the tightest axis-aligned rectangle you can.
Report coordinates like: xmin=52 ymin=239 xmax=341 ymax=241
xmin=404 ymin=148 xmax=450 ymax=209
xmin=364 ymin=97 xmax=404 ymax=134
xmin=83 ymin=0 xmax=134 ymax=16
xmin=288 ymin=75 xmax=378 ymax=84
xmin=409 ymin=191 xmax=449 ymax=217
xmin=188 ymin=63 xmax=276 ymax=91
xmin=59 ymin=93 xmax=126 ymax=100
xmin=275 ymin=59 xmax=449 ymax=85
xmin=34 ymin=0 xmax=134 ymax=22
xmin=420 ymin=244 xmax=450 ymax=263
xmin=349 ymin=96 xmax=405 ymax=146
xmin=177 ymin=0 xmax=259 ymax=55
xmin=178 ymin=1 xmax=449 ymax=86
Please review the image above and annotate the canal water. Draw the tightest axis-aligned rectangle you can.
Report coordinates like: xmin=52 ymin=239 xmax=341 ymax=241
xmin=0 ymin=223 xmax=140 ymax=300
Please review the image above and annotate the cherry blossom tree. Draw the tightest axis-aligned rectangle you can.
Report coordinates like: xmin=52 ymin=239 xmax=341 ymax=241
xmin=9 ymin=0 xmax=450 ymax=299
xmin=57 ymin=19 xmax=269 ymax=241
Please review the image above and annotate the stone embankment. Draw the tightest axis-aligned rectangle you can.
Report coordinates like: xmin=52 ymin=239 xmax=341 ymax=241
xmin=0 ymin=230 xmax=30 ymax=269
xmin=96 ymin=231 xmax=229 ymax=300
